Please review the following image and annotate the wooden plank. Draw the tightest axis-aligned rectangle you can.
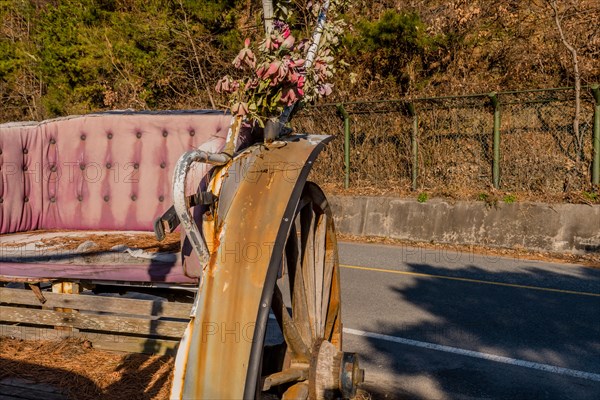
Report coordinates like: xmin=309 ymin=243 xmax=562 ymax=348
xmin=0 ymin=288 xmax=193 ymax=319
xmin=0 ymin=325 xmax=182 ymax=356
xmin=0 ymin=325 xmax=182 ymax=355
xmin=0 ymin=323 xmax=72 ymax=341
xmin=51 ymin=282 xmax=81 ymax=333
xmin=0 ymin=378 xmax=67 ymax=400
xmin=0 ymin=387 xmax=66 ymax=400
xmin=85 ymin=334 xmax=181 ymax=355
xmin=0 ymin=306 xmax=187 ymax=338
xmin=1 ymin=377 xmax=66 ymax=394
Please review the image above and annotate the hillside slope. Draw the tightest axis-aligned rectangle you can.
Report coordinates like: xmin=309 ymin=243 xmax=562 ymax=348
xmin=1 ymin=0 xmax=598 ymax=121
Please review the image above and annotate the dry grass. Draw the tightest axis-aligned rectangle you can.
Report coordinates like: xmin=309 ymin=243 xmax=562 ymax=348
xmin=0 ymin=338 xmax=174 ymax=399
xmin=317 ymin=181 xmax=600 ymax=205
xmin=0 ymin=338 xmax=379 ymax=399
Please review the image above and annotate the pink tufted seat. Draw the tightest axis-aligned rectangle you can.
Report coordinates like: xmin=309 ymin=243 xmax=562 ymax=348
xmin=0 ymin=110 xmax=234 ymax=283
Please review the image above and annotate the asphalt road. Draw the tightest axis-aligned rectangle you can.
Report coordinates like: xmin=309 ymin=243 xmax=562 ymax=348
xmin=337 ymin=242 xmax=600 ymax=400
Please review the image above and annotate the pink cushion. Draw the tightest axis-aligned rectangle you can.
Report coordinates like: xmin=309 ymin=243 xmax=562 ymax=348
xmin=0 ymin=122 xmax=44 ymax=233
xmin=1 ymin=111 xmax=232 ymax=234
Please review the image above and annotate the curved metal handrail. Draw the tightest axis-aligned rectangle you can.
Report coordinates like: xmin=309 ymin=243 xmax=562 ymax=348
xmin=172 ymin=149 xmax=231 ymax=266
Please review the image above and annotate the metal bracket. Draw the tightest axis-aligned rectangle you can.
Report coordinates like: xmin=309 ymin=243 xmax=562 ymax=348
xmin=154 ymin=191 xmax=217 ymax=242
xmin=171 ymin=150 xmax=231 ymax=267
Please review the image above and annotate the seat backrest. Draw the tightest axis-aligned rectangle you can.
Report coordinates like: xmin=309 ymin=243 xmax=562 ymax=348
xmin=0 ymin=111 xmax=232 ymax=234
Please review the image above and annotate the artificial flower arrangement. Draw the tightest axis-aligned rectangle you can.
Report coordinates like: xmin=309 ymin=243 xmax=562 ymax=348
xmin=215 ymin=1 xmax=342 ymax=138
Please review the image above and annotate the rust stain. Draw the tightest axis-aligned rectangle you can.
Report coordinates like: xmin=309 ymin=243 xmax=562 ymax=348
xmin=177 ymin=136 xmax=329 ymax=399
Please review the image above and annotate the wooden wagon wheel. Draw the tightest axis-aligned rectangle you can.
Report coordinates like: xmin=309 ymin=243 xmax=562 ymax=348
xmin=258 ymin=182 xmax=363 ymax=399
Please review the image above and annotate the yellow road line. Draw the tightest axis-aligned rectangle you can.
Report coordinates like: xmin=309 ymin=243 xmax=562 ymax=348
xmin=340 ymin=264 xmax=600 ymax=297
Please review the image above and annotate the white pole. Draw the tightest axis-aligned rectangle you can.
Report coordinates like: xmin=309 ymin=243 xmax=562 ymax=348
xmin=262 ymin=0 xmax=274 ymax=34
xmin=305 ymin=0 xmax=330 ymax=69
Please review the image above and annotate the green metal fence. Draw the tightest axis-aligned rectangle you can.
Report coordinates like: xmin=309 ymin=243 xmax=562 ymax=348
xmin=292 ymin=86 xmax=600 ymax=197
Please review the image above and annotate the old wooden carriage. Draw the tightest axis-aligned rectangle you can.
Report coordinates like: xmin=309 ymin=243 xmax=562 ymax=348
xmin=0 ymin=110 xmax=363 ymax=399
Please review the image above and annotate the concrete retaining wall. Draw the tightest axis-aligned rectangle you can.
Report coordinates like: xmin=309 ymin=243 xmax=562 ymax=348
xmin=329 ymin=196 xmax=600 ymax=255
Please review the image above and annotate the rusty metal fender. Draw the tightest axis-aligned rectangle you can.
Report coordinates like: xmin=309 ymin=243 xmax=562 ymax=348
xmin=171 ymin=134 xmax=332 ymax=399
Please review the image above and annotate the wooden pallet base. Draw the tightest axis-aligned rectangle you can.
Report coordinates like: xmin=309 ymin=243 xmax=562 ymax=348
xmin=0 ymin=378 xmax=68 ymax=400
xmin=0 ymin=287 xmax=193 ymax=355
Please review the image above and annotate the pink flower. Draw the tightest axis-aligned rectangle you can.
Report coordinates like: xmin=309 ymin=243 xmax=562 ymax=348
xmin=244 ymin=78 xmax=259 ymax=91
xmin=215 ymin=76 xmax=238 ymax=94
xmin=233 ymin=40 xmax=256 ymax=70
xmin=258 ymin=60 xmax=289 ymax=86
xmin=281 ymin=88 xmax=299 ymax=106
xmin=272 ymin=63 xmax=289 ymax=86
xmin=281 ymin=34 xmax=295 ymax=50
xmin=263 ymin=35 xmax=281 ymax=51
xmin=263 ymin=60 xmax=282 ymax=79
xmin=317 ymin=83 xmax=333 ymax=97
xmin=255 ymin=62 xmax=268 ymax=78
xmin=289 ymin=58 xmax=305 ymax=68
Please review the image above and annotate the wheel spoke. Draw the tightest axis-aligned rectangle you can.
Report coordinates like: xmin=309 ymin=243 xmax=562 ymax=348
xmin=286 ymin=223 xmax=312 ymax=349
xmin=323 ymin=300 xmax=340 ymax=345
xmin=314 ymin=213 xmax=327 ymax=338
xmin=323 ymin=261 xmax=341 ymax=346
xmin=321 ymin=217 xmax=336 ymax=340
xmin=286 ymin=223 xmax=299 ymax=291
xmin=282 ymin=382 xmax=309 ymax=399
xmin=262 ymin=367 xmax=309 ymax=391
xmin=300 ymin=204 xmax=317 ymax=341
xmin=272 ymin=285 xmax=310 ymax=361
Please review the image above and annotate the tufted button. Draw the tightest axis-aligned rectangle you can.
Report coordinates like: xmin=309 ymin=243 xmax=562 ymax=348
xmin=160 ymin=162 xmax=166 ymax=169
xmin=77 ymin=195 xmax=83 ymax=202
xmin=50 ymin=138 xmax=56 ymax=145
xmin=80 ymin=134 xmax=86 ymax=141
xmin=189 ymin=129 xmax=195 ymax=137
xmin=50 ymin=165 xmax=57 ymax=172
xmin=50 ymin=196 xmax=56 ymax=203
xmin=133 ymin=163 xmax=139 ymax=169
xmin=162 ymin=130 xmax=168 ymax=137
xmin=131 ymin=194 xmax=137 ymax=201
xmin=107 ymin=132 xmax=113 ymax=139
xmin=22 ymin=165 xmax=28 ymax=171
xmin=24 ymin=197 xmax=29 ymax=203
xmin=80 ymin=164 xmax=85 ymax=170
xmin=23 ymin=148 xmax=28 ymax=154
xmin=158 ymin=195 xmax=165 ymax=202
xmin=106 ymin=163 xmax=112 ymax=169
xmin=136 ymin=131 xmax=142 ymax=139
xmin=103 ymin=195 xmax=110 ymax=202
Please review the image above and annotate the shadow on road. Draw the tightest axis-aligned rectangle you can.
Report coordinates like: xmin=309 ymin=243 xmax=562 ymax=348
xmin=358 ymin=263 xmax=600 ymax=400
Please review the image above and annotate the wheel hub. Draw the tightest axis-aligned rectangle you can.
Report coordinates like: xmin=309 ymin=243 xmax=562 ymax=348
xmin=309 ymin=340 xmax=364 ymax=399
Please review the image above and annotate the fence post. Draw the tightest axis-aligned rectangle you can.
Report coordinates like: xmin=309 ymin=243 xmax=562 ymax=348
xmin=337 ymin=103 xmax=351 ymax=189
xmin=407 ymin=102 xmax=418 ymax=191
xmin=592 ymin=84 xmax=600 ymax=186
xmin=488 ymin=92 xmax=501 ymax=189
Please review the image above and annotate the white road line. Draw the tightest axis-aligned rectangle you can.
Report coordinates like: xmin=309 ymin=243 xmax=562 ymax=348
xmin=343 ymin=327 xmax=600 ymax=382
